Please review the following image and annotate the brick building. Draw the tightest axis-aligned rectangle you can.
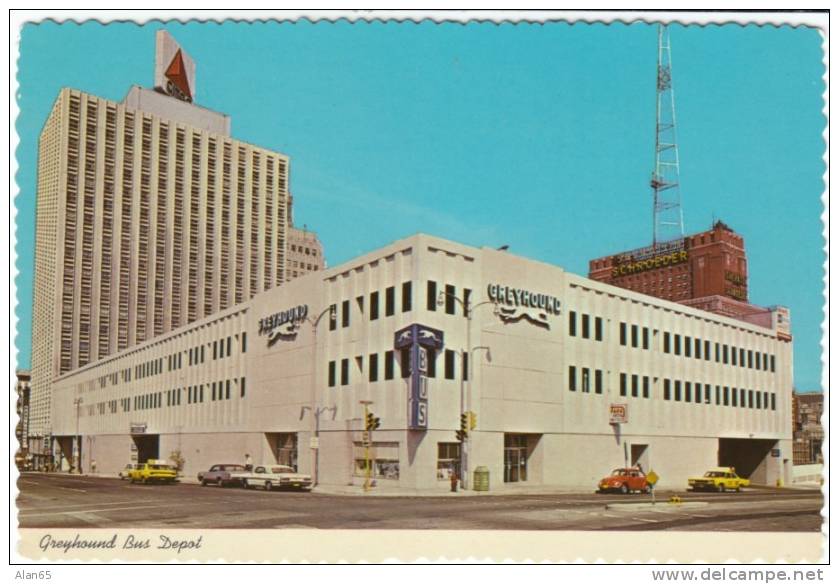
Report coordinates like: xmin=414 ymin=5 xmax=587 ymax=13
xmin=589 ymin=221 xmax=789 ymax=337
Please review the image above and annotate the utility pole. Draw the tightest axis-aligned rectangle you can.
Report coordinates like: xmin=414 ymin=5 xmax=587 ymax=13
xmin=438 ymin=291 xmax=497 ymax=490
xmin=651 ymin=23 xmax=685 ymax=248
xmin=73 ymin=397 xmax=83 ymax=474
xmin=305 ymin=305 xmax=336 ymax=487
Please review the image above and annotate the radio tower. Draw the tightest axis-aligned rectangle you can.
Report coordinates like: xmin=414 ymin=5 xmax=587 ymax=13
xmin=650 ymin=24 xmax=685 ymax=247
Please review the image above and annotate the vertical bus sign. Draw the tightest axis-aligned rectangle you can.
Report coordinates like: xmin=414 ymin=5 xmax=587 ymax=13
xmin=395 ymin=323 xmax=444 ymax=430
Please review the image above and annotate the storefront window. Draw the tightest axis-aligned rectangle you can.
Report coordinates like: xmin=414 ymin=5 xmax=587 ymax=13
xmin=436 ymin=442 xmax=461 ymax=480
xmin=353 ymin=441 xmax=400 ymax=480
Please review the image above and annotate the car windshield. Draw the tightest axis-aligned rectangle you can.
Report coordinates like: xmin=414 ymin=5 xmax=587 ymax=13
xmin=704 ymin=471 xmax=725 ymax=477
xmin=271 ymin=466 xmax=295 ymax=474
xmin=611 ymin=469 xmax=627 ymax=477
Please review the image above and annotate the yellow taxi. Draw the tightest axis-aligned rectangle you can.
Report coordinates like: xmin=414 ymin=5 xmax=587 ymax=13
xmin=688 ymin=466 xmax=750 ymax=492
xmin=128 ymin=459 xmax=179 ymax=484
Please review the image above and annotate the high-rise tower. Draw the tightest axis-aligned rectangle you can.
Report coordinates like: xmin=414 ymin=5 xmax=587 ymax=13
xmin=29 ymin=31 xmax=292 ymax=448
xmin=650 ymin=24 xmax=685 ymax=247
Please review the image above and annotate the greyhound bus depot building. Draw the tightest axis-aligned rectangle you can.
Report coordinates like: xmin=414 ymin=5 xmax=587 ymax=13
xmin=50 ymin=234 xmax=794 ymax=491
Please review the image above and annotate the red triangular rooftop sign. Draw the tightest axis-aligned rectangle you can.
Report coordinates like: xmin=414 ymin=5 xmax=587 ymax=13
xmin=165 ymin=49 xmax=192 ymax=101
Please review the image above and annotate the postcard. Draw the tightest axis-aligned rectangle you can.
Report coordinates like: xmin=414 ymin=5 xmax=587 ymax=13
xmin=10 ymin=9 xmax=828 ymax=566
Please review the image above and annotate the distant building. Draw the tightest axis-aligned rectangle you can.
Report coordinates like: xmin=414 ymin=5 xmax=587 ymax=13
xmin=792 ymin=391 xmax=823 ymax=464
xmin=15 ymin=369 xmax=32 ymax=470
xmin=29 ymin=31 xmax=294 ymax=462
xmin=589 ymin=221 xmax=789 ymax=338
xmin=287 ymin=226 xmax=324 ymax=281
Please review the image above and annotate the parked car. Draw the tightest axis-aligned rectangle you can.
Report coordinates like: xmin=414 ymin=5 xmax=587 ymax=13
xmin=198 ymin=464 xmax=247 ymax=487
xmin=688 ymin=467 xmax=750 ymax=492
xmin=119 ymin=463 xmax=139 ymax=480
xmin=232 ymin=464 xmax=313 ymax=491
xmin=129 ymin=460 xmax=178 ymax=484
xmin=597 ymin=467 xmax=650 ymax=494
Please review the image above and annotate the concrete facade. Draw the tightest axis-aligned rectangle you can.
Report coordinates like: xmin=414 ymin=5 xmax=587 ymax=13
xmin=30 ymin=85 xmax=291 ymax=444
xmin=51 ymin=234 xmax=794 ymax=491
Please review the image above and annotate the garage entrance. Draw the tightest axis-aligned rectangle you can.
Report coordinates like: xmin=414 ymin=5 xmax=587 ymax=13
xmin=131 ymin=434 xmax=160 ymax=463
xmin=718 ymin=438 xmax=777 ymax=484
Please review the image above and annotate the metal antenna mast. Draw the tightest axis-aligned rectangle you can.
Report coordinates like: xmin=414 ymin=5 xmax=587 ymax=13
xmin=650 ymin=24 xmax=685 ymax=247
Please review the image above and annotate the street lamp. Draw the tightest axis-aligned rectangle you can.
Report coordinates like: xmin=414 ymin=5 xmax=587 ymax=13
xmin=73 ymin=397 xmax=83 ymax=474
xmin=301 ymin=305 xmax=336 ymax=487
xmin=437 ymin=291 xmax=498 ymax=489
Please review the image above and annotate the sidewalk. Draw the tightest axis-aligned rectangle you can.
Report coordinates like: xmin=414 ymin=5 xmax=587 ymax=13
xmin=310 ymin=483 xmax=600 ymax=497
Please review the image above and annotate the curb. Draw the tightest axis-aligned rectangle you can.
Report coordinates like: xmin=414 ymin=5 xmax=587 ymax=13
xmin=605 ymin=501 xmax=709 ymax=511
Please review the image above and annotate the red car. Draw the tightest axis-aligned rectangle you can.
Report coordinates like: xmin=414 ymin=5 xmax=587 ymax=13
xmin=598 ymin=467 xmax=650 ymax=494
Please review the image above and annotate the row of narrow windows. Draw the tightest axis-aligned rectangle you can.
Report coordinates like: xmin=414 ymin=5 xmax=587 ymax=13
xmin=662 ymin=331 xmax=775 ymax=372
xmin=663 ymin=379 xmax=777 ymax=411
xmin=86 ymin=377 xmax=247 ymax=415
xmin=100 ymin=332 xmax=247 ymax=389
xmin=569 ymin=366 xmax=777 ymax=411
xmin=327 ymin=348 xmax=470 ymax=387
xmin=569 ymin=310 xmax=777 ymax=374
xmin=329 ymin=280 xmax=474 ymax=330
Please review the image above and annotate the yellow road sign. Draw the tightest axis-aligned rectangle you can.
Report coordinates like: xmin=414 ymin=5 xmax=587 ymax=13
xmin=646 ymin=470 xmax=659 ymax=486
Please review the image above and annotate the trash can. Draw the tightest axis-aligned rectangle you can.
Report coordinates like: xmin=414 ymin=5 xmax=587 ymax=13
xmin=473 ymin=466 xmax=490 ymax=491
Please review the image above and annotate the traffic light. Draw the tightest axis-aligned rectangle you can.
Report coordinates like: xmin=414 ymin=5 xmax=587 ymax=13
xmin=456 ymin=413 xmax=469 ymax=442
xmin=366 ymin=412 xmax=381 ymax=431
xmin=468 ymin=411 xmax=477 ymax=431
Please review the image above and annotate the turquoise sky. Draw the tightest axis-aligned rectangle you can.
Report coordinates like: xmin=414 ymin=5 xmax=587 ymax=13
xmin=14 ymin=20 xmax=826 ymax=391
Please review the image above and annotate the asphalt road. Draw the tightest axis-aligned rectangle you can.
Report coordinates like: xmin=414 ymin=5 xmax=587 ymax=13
xmin=16 ymin=473 xmax=823 ymax=531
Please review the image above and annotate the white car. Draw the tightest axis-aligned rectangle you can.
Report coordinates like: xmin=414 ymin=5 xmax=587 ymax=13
xmin=119 ymin=463 xmax=139 ymax=480
xmin=232 ymin=464 xmax=313 ymax=491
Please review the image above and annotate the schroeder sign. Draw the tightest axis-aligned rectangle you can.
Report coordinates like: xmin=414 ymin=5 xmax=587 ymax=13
xmin=487 ymin=284 xmax=561 ymax=329
xmin=611 ymin=250 xmax=688 ymax=277
xmin=259 ymin=305 xmax=308 ymax=346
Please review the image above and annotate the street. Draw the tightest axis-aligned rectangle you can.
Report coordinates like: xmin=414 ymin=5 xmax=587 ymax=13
xmin=16 ymin=473 xmax=823 ymax=531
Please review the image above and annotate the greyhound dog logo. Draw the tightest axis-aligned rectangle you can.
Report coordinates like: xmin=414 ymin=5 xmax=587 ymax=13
xmin=267 ymin=322 xmax=299 ymax=346
xmin=498 ymin=306 xmax=550 ymax=330
xmin=418 ymin=329 xmax=441 ymax=344
xmin=397 ymin=330 xmax=413 ymax=344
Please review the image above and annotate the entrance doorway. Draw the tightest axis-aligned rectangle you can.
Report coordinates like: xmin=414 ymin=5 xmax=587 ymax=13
xmin=266 ymin=433 xmax=298 ymax=471
xmin=504 ymin=434 xmax=529 ymax=483
xmin=631 ymin=444 xmax=650 ymax=473
xmin=132 ymin=434 xmax=159 ymax=463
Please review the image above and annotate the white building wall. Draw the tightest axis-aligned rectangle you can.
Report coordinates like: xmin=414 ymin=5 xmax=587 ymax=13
xmin=51 ymin=233 xmax=793 ymax=489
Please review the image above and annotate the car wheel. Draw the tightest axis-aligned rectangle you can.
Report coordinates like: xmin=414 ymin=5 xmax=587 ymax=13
xmin=129 ymin=477 xmax=135 ymax=484
xmin=644 ymin=485 xmax=651 ymax=494
xmin=201 ymin=479 xmax=208 ymax=486
xmin=242 ymin=479 xmax=249 ymax=489
xmin=620 ymin=483 xmax=629 ymax=495
xmin=735 ymin=486 xmax=741 ymax=492
xmin=717 ymin=484 xmax=725 ymax=493
xmin=265 ymin=481 xmax=273 ymax=491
